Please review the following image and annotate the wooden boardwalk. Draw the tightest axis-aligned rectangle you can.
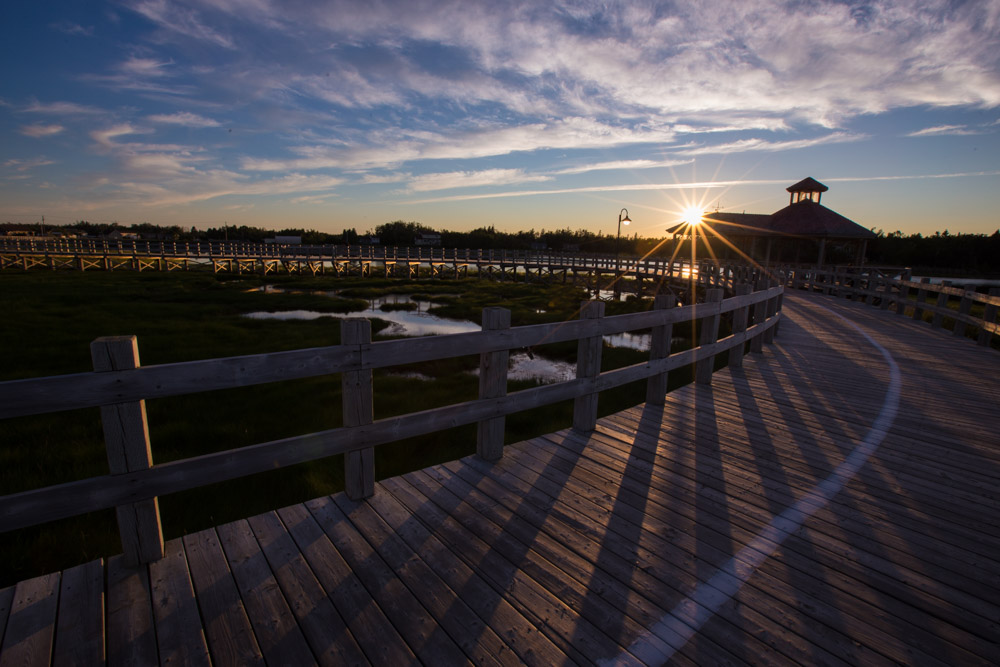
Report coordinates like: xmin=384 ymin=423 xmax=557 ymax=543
xmin=1 ymin=292 xmax=998 ymax=665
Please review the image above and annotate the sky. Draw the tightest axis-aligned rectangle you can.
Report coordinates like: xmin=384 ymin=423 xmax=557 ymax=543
xmin=2 ymin=0 xmax=1000 ymax=238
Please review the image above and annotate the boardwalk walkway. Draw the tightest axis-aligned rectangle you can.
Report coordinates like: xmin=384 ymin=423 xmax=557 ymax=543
xmin=1 ymin=292 xmax=998 ymax=665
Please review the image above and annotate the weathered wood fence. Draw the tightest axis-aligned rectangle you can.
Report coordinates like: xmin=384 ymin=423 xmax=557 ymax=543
xmin=0 ymin=238 xmax=764 ymax=293
xmin=787 ymin=267 xmax=1000 ymax=347
xmin=0 ymin=283 xmax=783 ymax=566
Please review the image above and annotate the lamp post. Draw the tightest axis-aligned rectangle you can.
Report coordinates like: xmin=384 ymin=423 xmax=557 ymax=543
xmin=614 ymin=208 xmax=631 ymax=299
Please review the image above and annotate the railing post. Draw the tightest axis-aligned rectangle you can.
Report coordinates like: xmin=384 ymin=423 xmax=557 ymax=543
xmin=645 ymin=294 xmax=675 ymax=405
xmin=763 ymin=279 xmax=779 ymax=344
xmin=978 ymin=288 xmax=999 ymax=347
xmin=572 ymin=300 xmax=605 ymax=432
xmin=728 ymin=283 xmax=753 ymax=368
xmin=912 ymin=277 xmax=930 ymax=322
xmin=750 ymin=280 xmax=768 ymax=354
xmin=695 ymin=288 xmax=724 ymax=385
xmin=931 ymin=281 xmax=951 ymax=329
xmin=477 ymin=307 xmax=511 ymax=461
xmin=896 ymin=277 xmax=910 ymax=317
xmin=952 ymin=289 xmax=975 ymax=339
xmin=342 ymin=319 xmax=374 ymax=500
xmin=91 ymin=336 xmax=164 ymax=566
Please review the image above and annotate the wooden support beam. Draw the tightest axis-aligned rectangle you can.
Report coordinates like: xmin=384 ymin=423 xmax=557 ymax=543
xmin=342 ymin=319 xmax=375 ymax=500
xmin=728 ymin=283 xmax=753 ymax=368
xmin=931 ymin=282 xmax=951 ymax=328
xmin=695 ymin=289 xmax=724 ymax=385
xmin=912 ymin=277 xmax=930 ymax=321
xmin=978 ymin=288 xmax=1000 ymax=347
xmin=750 ymin=281 xmax=769 ymax=354
xmin=91 ymin=336 xmax=164 ymax=566
xmin=645 ymin=295 xmax=675 ymax=405
xmin=952 ymin=290 xmax=974 ymax=339
xmin=763 ymin=279 xmax=779 ymax=344
xmin=572 ymin=300 xmax=605 ymax=432
xmin=476 ymin=308 xmax=511 ymax=461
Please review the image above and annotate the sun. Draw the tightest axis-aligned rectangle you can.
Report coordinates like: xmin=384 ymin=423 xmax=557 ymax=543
xmin=681 ymin=206 xmax=704 ymax=226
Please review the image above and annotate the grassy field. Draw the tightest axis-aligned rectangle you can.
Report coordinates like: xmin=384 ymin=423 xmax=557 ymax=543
xmin=0 ymin=270 xmax=704 ymax=586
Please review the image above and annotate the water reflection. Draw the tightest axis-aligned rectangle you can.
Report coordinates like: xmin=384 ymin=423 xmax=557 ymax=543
xmin=246 ymin=304 xmax=658 ymax=351
xmin=244 ymin=293 xmax=480 ymax=337
xmin=506 ymin=352 xmax=576 ymax=383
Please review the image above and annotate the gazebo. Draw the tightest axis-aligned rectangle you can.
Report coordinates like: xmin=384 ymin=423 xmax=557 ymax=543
xmin=670 ymin=178 xmax=876 ymax=266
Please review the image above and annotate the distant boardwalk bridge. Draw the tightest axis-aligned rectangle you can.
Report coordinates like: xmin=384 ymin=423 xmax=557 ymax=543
xmin=0 ymin=267 xmax=998 ymax=665
xmin=0 ymin=237 xmax=755 ymax=295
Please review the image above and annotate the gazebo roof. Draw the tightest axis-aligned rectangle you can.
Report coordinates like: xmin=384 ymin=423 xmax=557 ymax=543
xmin=786 ymin=177 xmax=828 ymax=193
xmin=768 ymin=200 xmax=874 ymax=239
xmin=677 ymin=203 xmax=873 ymax=240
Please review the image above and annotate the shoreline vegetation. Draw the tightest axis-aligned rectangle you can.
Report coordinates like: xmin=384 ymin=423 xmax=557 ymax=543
xmin=0 ymin=271 xmax=705 ymax=586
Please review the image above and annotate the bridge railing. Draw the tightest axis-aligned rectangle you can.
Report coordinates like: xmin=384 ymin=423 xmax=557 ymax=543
xmin=0 ymin=282 xmax=783 ymax=565
xmin=787 ymin=266 xmax=1000 ymax=347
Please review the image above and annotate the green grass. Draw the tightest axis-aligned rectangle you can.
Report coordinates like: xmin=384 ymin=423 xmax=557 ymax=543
xmin=0 ymin=270 xmax=693 ymax=586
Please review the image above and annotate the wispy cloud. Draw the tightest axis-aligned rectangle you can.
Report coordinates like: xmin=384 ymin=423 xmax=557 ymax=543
xmin=553 ymin=159 xmax=693 ymax=175
xmin=408 ymin=171 xmax=1000 ymax=205
xmin=406 ymin=168 xmax=551 ymax=193
xmin=677 ymin=133 xmax=864 ymax=156
xmin=90 ymin=124 xmax=150 ymax=151
xmin=24 ymin=101 xmax=105 ymax=115
xmin=148 ymin=111 xmax=221 ymax=128
xmin=244 ymin=117 xmax=678 ymax=172
xmin=124 ymin=0 xmax=234 ymax=49
xmin=3 ymin=158 xmax=56 ymax=173
xmin=20 ymin=124 xmax=65 ymax=138
xmin=50 ymin=22 xmax=93 ymax=37
xmin=906 ymin=124 xmax=980 ymax=137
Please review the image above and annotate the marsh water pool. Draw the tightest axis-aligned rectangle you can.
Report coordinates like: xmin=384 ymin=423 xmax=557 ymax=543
xmin=244 ymin=288 xmax=656 ymax=382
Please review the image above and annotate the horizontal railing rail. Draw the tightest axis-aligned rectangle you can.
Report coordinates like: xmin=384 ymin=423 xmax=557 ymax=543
xmin=0 ymin=283 xmax=783 ymax=565
xmin=0 ymin=290 xmax=775 ymax=419
xmin=788 ymin=267 xmax=1000 ymax=346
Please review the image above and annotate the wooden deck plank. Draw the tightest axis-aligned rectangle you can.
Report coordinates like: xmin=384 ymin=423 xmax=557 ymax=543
xmin=182 ymin=528 xmax=264 ymax=666
xmin=105 ymin=555 xmax=157 ymax=667
xmin=329 ymin=494 xmax=515 ymax=666
xmin=384 ymin=473 xmax=655 ymax=667
xmin=364 ymin=485 xmax=571 ymax=667
xmin=246 ymin=511 xmax=368 ymax=666
xmin=393 ymin=465 xmax=690 ymax=666
xmin=579 ymin=420 xmax=1000 ymax=646
xmin=604 ymin=403 xmax=1000 ymax=565
xmin=450 ymin=447 xmax=875 ymax=667
xmin=148 ymin=539 xmax=210 ymax=666
xmin=52 ymin=559 xmax=105 ymax=666
xmin=0 ymin=573 xmax=59 ymax=667
xmin=600 ymin=408 xmax=996 ymax=595
xmin=304 ymin=494 xmax=471 ymax=666
xmin=522 ymin=428 xmax=990 ymax=665
xmin=275 ymin=503 xmax=416 ymax=665
xmin=215 ymin=519 xmax=317 ymax=666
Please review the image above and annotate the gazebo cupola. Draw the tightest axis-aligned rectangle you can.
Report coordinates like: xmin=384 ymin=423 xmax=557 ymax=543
xmin=787 ymin=177 xmax=828 ymax=205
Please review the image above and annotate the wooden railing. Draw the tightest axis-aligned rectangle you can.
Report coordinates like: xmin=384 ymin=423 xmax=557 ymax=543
xmin=788 ymin=267 xmax=1000 ymax=347
xmin=1 ymin=238 xmax=767 ymax=289
xmin=0 ymin=283 xmax=783 ymax=565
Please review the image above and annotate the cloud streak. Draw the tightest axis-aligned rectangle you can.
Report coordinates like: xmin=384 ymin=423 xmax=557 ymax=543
xmin=21 ymin=124 xmax=64 ymax=138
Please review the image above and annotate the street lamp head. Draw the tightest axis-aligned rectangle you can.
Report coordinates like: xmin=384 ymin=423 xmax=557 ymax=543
xmin=619 ymin=208 xmax=631 ymax=225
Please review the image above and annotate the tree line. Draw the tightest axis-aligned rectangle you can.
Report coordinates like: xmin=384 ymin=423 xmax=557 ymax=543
xmin=867 ymin=229 xmax=1000 ymax=275
xmin=3 ymin=220 xmax=998 ymax=274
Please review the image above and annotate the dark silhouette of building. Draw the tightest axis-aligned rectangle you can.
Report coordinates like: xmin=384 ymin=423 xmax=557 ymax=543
xmin=669 ymin=178 xmax=875 ymax=266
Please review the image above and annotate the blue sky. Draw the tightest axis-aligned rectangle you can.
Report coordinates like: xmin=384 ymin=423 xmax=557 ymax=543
xmin=2 ymin=0 xmax=999 ymax=237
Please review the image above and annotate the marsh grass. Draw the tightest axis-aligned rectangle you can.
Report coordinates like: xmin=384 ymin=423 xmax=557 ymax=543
xmin=0 ymin=270 xmax=695 ymax=585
